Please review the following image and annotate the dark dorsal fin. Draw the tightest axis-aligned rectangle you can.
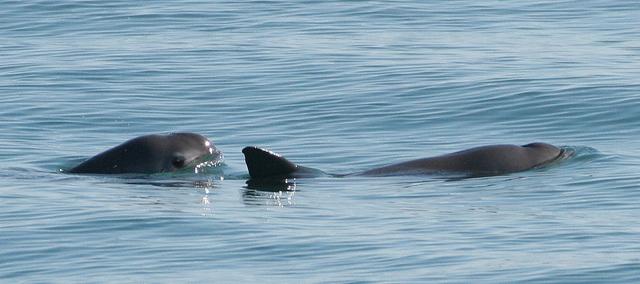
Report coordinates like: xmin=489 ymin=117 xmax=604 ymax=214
xmin=242 ymin=146 xmax=298 ymax=179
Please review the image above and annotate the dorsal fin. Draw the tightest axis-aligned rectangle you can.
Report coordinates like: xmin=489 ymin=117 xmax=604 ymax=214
xmin=242 ymin=146 xmax=298 ymax=179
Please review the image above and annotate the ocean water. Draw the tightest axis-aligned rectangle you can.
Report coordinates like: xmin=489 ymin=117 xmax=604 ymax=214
xmin=2 ymin=0 xmax=640 ymax=282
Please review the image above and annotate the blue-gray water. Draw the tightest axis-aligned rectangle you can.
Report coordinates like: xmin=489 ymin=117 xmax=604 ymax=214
xmin=2 ymin=1 xmax=640 ymax=282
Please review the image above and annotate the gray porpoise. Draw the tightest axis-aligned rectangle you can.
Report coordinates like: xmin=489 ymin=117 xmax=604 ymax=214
xmin=69 ymin=133 xmax=220 ymax=174
xmin=242 ymin=143 xmax=563 ymax=180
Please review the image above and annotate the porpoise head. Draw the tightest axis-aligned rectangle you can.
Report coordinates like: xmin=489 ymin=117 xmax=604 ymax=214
xmin=522 ymin=142 xmax=563 ymax=167
xmin=161 ymin=132 xmax=222 ymax=173
xmin=69 ymin=132 xmax=222 ymax=174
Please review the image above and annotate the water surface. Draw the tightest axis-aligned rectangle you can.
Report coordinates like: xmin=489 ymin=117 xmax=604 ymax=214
xmin=2 ymin=1 xmax=640 ymax=282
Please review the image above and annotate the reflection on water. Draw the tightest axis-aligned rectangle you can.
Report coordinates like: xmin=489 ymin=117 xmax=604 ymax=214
xmin=124 ymin=178 xmax=218 ymax=190
xmin=201 ymin=191 xmax=214 ymax=217
xmin=242 ymin=179 xmax=297 ymax=207
xmin=245 ymin=178 xmax=297 ymax=192
xmin=123 ymin=177 xmax=218 ymax=214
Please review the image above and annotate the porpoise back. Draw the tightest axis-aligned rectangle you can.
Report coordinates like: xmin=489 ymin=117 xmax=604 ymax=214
xmin=242 ymin=143 xmax=563 ymax=180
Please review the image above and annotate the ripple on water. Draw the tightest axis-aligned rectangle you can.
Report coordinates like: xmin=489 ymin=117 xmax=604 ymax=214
xmin=2 ymin=0 xmax=640 ymax=282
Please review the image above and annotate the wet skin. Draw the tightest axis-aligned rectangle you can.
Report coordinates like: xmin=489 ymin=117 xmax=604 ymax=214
xmin=69 ymin=133 xmax=220 ymax=174
xmin=242 ymin=143 xmax=563 ymax=180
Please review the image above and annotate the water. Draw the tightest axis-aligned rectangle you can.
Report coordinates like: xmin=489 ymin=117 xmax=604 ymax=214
xmin=2 ymin=1 xmax=640 ymax=282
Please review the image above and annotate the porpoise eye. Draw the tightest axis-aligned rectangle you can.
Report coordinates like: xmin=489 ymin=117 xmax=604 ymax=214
xmin=172 ymin=156 xmax=186 ymax=168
